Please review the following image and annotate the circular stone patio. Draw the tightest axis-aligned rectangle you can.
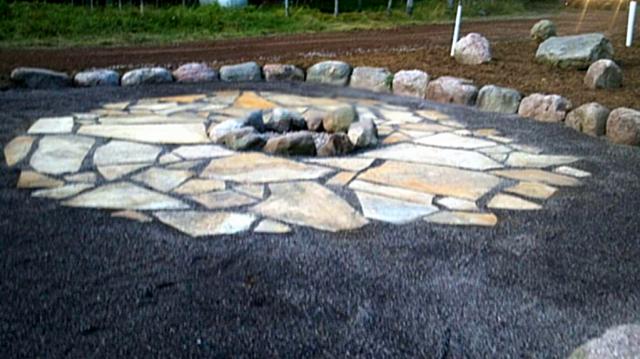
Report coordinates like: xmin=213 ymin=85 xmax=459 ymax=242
xmin=3 ymin=89 xmax=591 ymax=237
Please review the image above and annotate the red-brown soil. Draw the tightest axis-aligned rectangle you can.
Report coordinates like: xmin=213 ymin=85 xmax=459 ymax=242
xmin=0 ymin=9 xmax=637 ymax=109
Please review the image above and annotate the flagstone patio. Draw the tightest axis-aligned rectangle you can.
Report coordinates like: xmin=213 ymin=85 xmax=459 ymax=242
xmin=3 ymin=89 xmax=590 ymax=237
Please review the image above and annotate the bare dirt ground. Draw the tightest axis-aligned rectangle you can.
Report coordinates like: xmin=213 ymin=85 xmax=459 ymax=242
xmin=0 ymin=9 xmax=637 ymax=109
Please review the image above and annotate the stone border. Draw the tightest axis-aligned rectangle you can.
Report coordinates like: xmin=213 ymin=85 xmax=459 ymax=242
xmin=9 ymin=60 xmax=639 ymax=147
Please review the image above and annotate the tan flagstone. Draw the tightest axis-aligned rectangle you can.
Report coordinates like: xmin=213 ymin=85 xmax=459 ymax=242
xmin=215 ymin=107 xmax=262 ymax=119
xmin=326 ymin=171 xmax=357 ymax=186
xmin=425 ymin=211 xmax=497 ymax=226
xmin=27 ymin=116 xmax=74 ymax=134
xmin=357 ymin=161 xmax=502 ymax=201
xmin=63 ymin=182 xmax=188 ymax=210
xmin=436 ymin=197 xmax=478 ymax=211
xmin=32 ymin=183 xmax=93 ymax=199
xmin=166 ymin=160 xmax=204 ymax=170
xmin=234 ymin=184 xmax=265 ymax=199
xmin=17 ymin=171 xmax=64 ymax=189
xmin=509 ymin=143 xmax=543 ymax=154
xmin=251 ymin=181 xmax=368 ymax=232
xmin=416 ymin=133 xmax=497 ymax=149
xmin=479 ymin=145 xmax=512 ymax=155
xmin=132 ymin=167 xmax=193 ymax=192
xmin=491 ymin=169 xmax=581 ymax=187
xmin=379 ymin=104 xmax=408 ymax=111
xmin=397 ymin=123 xmax=453 ymax=133
xmin=173 ymin=179 xmax=225 ymax=195
xmin=453 ymin=129 xmax=473 ymax=136
xmin=473 ymin=129 xmax=501 ymax=137
xmin=234 ymin=91 xmax=277 ymax=109
xmin=210 ymin=90 xmax=240 ymax=104
xmin=361 ymin=143 xmax=502 ymax=171
xmin=348 ymin=179 xmax=434 ymax=205
xmin=4 ymin=136 xmax=34 ymax=166
xmin=415 ymin=109 xmax=451 ymax=121
xmin=439 ymin=120 xmax=466 ymax=128
xmin=157 ymin=94 xmax=206 ymax=103
xmin=486 ymin=135 xmax=513 ymax=144
xmin=103 ymin=101 xmax=129 ymax=111
xmin=505 ymin=152 xmax=579 ymax=168
xmin=382 ymin=132 xmax=411 ymax=144
xmin=254 ymin=219 xmax=292 ymax=234
xmin=65 ymin=172 xmax=97 ymax=183
xmin=159 ymin=153 xmax=183 ymax=164
xmin=129 ymin=102 xmax=178 ymax=112
xmin=355 ymin=191 xmax=438 ymax=224
xmin=111 ymin=210 xmax=153 ymax=223
xmin=505 ymin=181 xmax=557 ymax=200
xmin=488 ymin=193 xmax=542 ymax=210
xmin=30 ymin=135 xmax=95 ymax=175
xmin=171 ymin=145 xmax=234 ymax=160
xmin=98 ymin=163 xmax=148 ymax=181
xmin=553 ymin=166 xmax=591 ymax=178
xmin=93 ymin=140 xmax=162 ymax=166
xmin=402 ymin=130 xmax=434 ymax=139
xmin=77 ymin=123 xmax=209 ymax=144
xmin=379 ymin=109 xmax=423 ymax=124
xmin=99 ymin=115 xmax=204 ymax=125
xmin=92 ymin=109 xmax=128 ymax=117
xmin=305 ymin=157 xmax=375 ymax=172
xmin=190 ymin=190 xmax=258 ymax=209
xmin=202 ymin=152 xmax=334 ymax=183
xmin=487 ymin=153 xmax=508 ymax=162
xmin=154 ymin=211 xmax=256 ymax=237
xmin=155 ymin=104 xmax=207 ymax=117
xmin=264 ymin=93 xmax=344 ymax=107
xmin=377 ymin=126 xmax=394 ymax=136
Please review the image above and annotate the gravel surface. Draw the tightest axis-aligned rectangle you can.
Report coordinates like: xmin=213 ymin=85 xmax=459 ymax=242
xmin=1 ymin=82 xmax=639 ymax=358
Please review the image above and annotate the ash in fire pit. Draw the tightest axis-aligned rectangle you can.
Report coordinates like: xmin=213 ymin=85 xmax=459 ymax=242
xmin=208 ymin=105 xmax=379 ymax=156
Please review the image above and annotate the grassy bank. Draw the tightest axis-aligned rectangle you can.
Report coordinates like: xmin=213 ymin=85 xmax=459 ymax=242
xmin=0 ymin=1 xmax=560 ymax=48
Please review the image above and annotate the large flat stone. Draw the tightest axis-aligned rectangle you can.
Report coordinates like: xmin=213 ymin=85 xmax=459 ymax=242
xmin=505 ymin=152 xmax=579 ymax=168
xmin=254 ymin=219 xmax=292 ymax=234
xmin=425 ymin=211 xmax=497 ymax=226
xmin=171 ymin=145 xmax=234 ymax=159
xmin=172 ymin=179 xmax=225 ymax=195
xmin=505 ymin=181 xmax=557 ymax=200
xmin=78 ymin=123 xmax=209 ymax=144
xmin=155 ymin=211 xmax=256 ymax=237
xmin=305 ymin=157 xmax=375 ymax=172
xmin=491 ymin=169 xmax=581 ymax=187
xmin=357 ymin=161 xmax=502 ymax=201
xmin=201 ymin=152 xmax=334 ymax=183
xmin=30 ymin=135 xmax=95 ymax=175
xmin=416 ymin=132 xmax=497 ymax=149
xmin=27 ymin=117 xmax=74 ymax=134
xmin=251 ymin=181 xmax=368 ymax=232
xmin=63 ymin=182 xmax=188 ymax=210
xmin=488 ymin=193 xmax=542 ymax=210
xmin=17 ymin=171 xmax=64 ymax=189
xmin=190 ymin=190 xmax=258 ymax=209
xmin=32 ymin=183 xmax=93 ymax=199
xmin=132 ymin=168 xmax=193 ymax=192
xmin=349 ymin=179 xmax=434 ymax=205
xmin=361 ymin=143 xmax=502 ymax=171
xmin=93 ymin=140 xmax=162 ymax=166
xmin=98 ymin=115 xmax=204 ymax=125
xmin=97 ymin=163 xmax=149 ymax=181
xmin=355 ymin=191 xmax=437 ymax=224
xmin=234 ymin=91 xmax=277 ymax=109
xmin=4 ymin=136 xmax=34 ymax=166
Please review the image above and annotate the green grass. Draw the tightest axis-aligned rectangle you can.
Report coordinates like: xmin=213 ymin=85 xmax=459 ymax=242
xmin=0 ymin=0 xmax=560 ymax=48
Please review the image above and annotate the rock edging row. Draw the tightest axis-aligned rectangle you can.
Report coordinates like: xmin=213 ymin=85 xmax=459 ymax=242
xmin=9 ymin=59 xmax=639 ymax=147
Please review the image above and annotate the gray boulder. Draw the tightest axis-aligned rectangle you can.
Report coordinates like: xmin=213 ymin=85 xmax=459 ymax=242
xmin=350 ymin=66 xmax=392 ymax=93
xmin=348 ymin=114 xmax=378 ymax=148
xmin=208 ymin=119 xmax=245 ymax=142
xmin=426 ymin=76 xmax=478 ymax=106
xmin=173 ymin=63 xmax=218 ymax=83
xmin=530 ymin=19 xmax=557 ymax=43
xmin=323 ymin=105 xmax=357 ymax=133
xmin=392 ymin=70 xmax=429 ymax=98
xmin=218 ymin=127 xmax=266 ymax=151
xmin=568 ymin=324 xmax=640 ymax=359
xmin=263 ymin=64 xmax=305 ymax=82
xmin=265 ymin=108 xmax=306 ymax=133
xmin=454 ymin=33 xmax=492 ymax=65
xmin=220 ymin=62 xmax=262 ymax=82
xmin=303 ymin=110 xmax=327 ymax=132
xmin=121 ymin=67 xmax=173 ymax=86
xmin=565 ymin=102 xmax=609 ymax=136
xmin=306 ymin=61 xmax=352 ymax=86
xmin=476 ymin=85 xmax=522 ymax=114
xmin=606 ymin=108 xmax=640 ymax=146
xmin=11 ymin=67 xmax=71 ymax=89
xmin=73 ymin=69 xmax=119 ymax=87
xmin=584 ymin=59 xmax=623 ymax=89
xmin=317 ymin=133 xmax=354 ymax=157
xmin=518 ymin=93 xmax=573 ymax=122
xmin=535 ymin=33 xmax=614 ymax=69
xmin=263 ymin=132 xmax=317 ymax=156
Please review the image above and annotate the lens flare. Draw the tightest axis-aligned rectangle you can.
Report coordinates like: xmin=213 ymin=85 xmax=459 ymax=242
xmin=576 ymin=0 xmax=592 ymax=33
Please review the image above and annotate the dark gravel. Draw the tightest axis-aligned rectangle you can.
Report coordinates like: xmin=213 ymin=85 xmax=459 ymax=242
xmin=1 ymin=82 xmax=639 ymax=358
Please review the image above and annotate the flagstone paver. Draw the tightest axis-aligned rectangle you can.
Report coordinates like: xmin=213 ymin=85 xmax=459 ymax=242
xmin=4 ymin=136 xmax=34 ymax=166
xmin=4 ymin=90 xmax=589 ymax=237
